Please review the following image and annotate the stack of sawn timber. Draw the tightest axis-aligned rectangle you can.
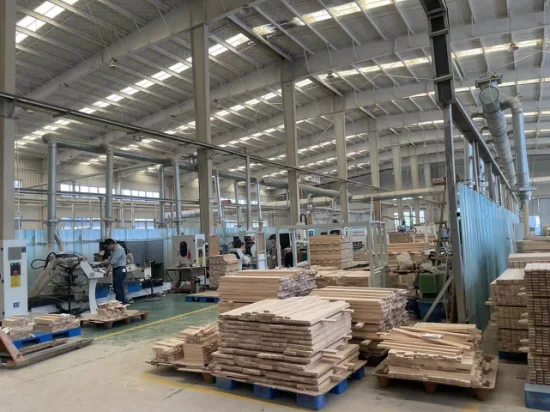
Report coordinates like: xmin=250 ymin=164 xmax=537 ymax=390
xmin=212 ymin=296 xmax=362 ymax=394
xmin=524 ymin=263 xmax=550 ymax=384
xmin=508 ymin=253 xmax=550 ymax=269
xmin=217 ymin=269 xmax=316 ymax=313
xmin=309 ymin=235 xmax=353 ymax=269
xmin=315 ymin=268 xmax=370 ymax=288
xmin=152 ymin=323 xmax=218 ymax=365
xmin=378 ymin=323 xmax=489 ymax=388
xmin=33 ymin=313 xmax=80 ymax=333
xmin=310 ymin=287 xmax=409 ymax=357
xmin=387 ymin=243 xmax=429 ymax=271
xmin=517 ymin=240 xmax=550 ymax=253
xmin=209 ymin=254 xmax=241 ymax=289
xmin=489 ymin=268 xmax=527 ymax=353
xmin=1 ymin=316 xmax=34 ymax=340
xmin=96 ymin=300 xmax=128 ymax=319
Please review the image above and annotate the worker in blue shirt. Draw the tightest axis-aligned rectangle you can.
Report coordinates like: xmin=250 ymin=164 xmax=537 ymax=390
xmin=104 ymin=238 xmax=128 ymax=304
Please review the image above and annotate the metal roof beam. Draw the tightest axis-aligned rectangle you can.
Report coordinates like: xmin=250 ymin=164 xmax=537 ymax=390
xmin=94 ymin=0 xmax=147 ymax=26
xmin=16 ymin=26 xmax=91 ymax=58
xmin=16 ymin=44 xmax=73 ymax=68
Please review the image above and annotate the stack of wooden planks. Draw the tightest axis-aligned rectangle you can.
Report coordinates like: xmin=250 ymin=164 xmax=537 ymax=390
xmin=517 ymin=240 xmax=550 ymax=253
xmin=508 ymin=253 xmax=550 ymax=268
xmin=309 ymin=235 xmax=353 ymax=268
xmin=314 ymin=269 xmax=370 ymax=288
xmin=152 ymin=323 xmax=219 ymax=366
xmin=218 ymin=269 xmax=316 ymax=313
xmin=387 ymin=243 xmax=429 ymax=271
xmin=209 ymin=254 xmax=241 ymax=289
xmin=1 ymin=316 xmax=34 ymax=341
xmin=212 ymin=296 xmax=362 ymax=394
xmin=525 ymin=263 xmax=550 ymax=384
xmin=33 ymin=314 xmax=80 ymax=333
xmin=488 ymin=268 xmax=527 ymax=352
xmin=378 ymin=323 xmax=488 ymax=388
xmin=310 ymin=287 xmax=409 ymax=357
xmin=388 ymin=232 xmax=411 ymax=244
xmin=96 ymin=300 xmax=128 ymax=319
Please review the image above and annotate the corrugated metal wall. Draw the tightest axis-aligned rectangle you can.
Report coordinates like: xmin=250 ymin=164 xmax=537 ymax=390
xmin=459 ymin=183 xmax=518 ymax=330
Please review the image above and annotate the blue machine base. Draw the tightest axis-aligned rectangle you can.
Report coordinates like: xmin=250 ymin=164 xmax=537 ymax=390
xmin=498 ymin=351 xmax=527 ymax=362
xmin=12 ymin=327 xmax=81 ymax=349
xmin=215 ymin=366 xmax=365 ymax=410
xmin=525 ymin=382 xmax=550 ymax=410
xmin=185 ymin=295 xmax=220 ymax=303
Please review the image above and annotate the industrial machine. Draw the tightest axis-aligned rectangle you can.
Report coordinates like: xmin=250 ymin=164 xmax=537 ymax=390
xmin=0 ymin=240 xmax=28 ymax=319
xmin=226 ymin=231 xmax=266 ymax=269
xmin=29 ymin=253 xmax=106 ymax=314
xmin=171 ymin=235 xmax=206 ymax=267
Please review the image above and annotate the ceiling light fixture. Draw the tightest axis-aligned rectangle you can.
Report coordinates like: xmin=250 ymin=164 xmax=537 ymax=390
xmin=509 ymin=42 xmax=519 ymax=52
xmin=110 ymin=58 xmax=118 ymax=69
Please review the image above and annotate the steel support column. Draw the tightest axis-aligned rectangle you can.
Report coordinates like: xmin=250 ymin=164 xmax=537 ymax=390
xmin=472 ymin=141 xmax=480 ymax=192
xmin=173 ymin=161 xmax=182 ymax=234
xmin=368 ymin=119 xmax=381 ymax=220
xmin=158 ymin=166 xmax=166 ymax=228
xmin=47 ymin=139 xmax=57 ymax=251
xmin=424 ymin=163 xmax=434 ymax=222
xmin=245 ymin=156 xmax=252 ymax=230
xmin=334 ymin=110 xmax=349 ymax=222
xmin=410 ymin=153 xmax=420 ymax=224
xmin=464 ymin=139 xmax=474 ymax=187
xmin=282 ymin=66 xmax=300 ymax=225
xmin=392 ymin=145 xmax=403 ymax=223
xmin=0 ymin=0 xmax=15 ymax=239
xmin=99 ymin=197 xmax=105 ymax=240
xmin=105 ymin=148 xmax=114 ymax=239
xmin=191 ymin=22 xmax=214 ymax=236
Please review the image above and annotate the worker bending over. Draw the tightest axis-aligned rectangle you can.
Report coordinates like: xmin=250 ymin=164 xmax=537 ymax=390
xmin=104 ymin=238 xmax=128 ymax=304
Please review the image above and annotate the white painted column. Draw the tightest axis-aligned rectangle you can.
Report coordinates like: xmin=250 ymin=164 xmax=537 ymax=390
xmin=410 ymin=153 xmax=420 ymax=224
xmin=424 ymin=163 xmax=434 ymax=222
xmin=392 ymin=145 xmax=403 ymax=223
xmin=334 ymin=110 xmax=349 ymax=222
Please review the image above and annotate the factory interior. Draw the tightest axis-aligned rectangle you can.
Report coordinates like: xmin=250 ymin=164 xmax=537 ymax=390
xmin=3 ymin=0 xmax=550 ymax=411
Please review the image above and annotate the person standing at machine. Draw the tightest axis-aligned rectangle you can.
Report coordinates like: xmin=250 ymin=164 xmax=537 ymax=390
xmin=104 ymin=238 xmax=128 ymax=304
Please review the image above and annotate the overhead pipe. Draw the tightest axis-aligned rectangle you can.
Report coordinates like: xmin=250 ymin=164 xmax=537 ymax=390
xmin=351 ymin=187 xmax=445 ymax=202
xmin=158 ymin=166 xmax=166 ymax=228
xmin=256 ymin=180 xmax=263 ymax=230
xmin=245 ymin=156 xmax=252 ymax=231
xmin=99 ymin=197 xmax=105 ymax=241
xmin=173 ymin=161 xmax=183 ymax=235
xmin=476 ymin=74 xmax=517 ymax=187
xmin=46 ymin=138 xmax=57 ymax=251
xmin=214 ymin=169 xmax=225 ymax=228
xmin=105 ymin=148 xmax=114 ymax=239
xmin=234 ymin=180 xmax=243 ymax=227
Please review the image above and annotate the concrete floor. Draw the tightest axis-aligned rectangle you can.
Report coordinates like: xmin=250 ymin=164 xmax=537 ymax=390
xmin=1 ymin=295 xmax=534 ymax=412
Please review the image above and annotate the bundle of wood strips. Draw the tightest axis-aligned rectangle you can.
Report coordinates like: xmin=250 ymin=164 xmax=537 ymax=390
xmin=378 ymin=323 xmax=488 ymax=388
xmin=96 ymin=300 xmax=128 ymax=319
xmin=508 ymin=253 xmax=550 ymax=268
xmin=315 ymin=269 xmax=370 ymax=288
xmin=517 ymin=240 xmax=550 ymax=253
xmin=310 ymin=287 xmax=409 ymax=357
xmin=217 ymin=269 xmax=316 ymax=313
xmin=33 ymin=314 xmax=79 ymax=333
xmin=208 ymin=254 xmax=241 ymax=289
xmin=1 ymin=316 xmax=34 ymax=341
xmin=212 ymin=296 xmax=362 ymax=394
xmin=153 ymin=338 xmax=184 ymax=362
xmin=488 ymin=268 xmax=527 ymax=352
xmin=309 ymin=235 xmax=353 ymax=269
xmin=524 ymin=263 xmax=550 ymax=384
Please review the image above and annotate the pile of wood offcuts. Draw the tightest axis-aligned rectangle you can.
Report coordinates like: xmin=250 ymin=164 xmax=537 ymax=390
xmin=209 ymin=254 xmax=241 ymax=289
xmin=309 ymin=235 xmax=353 ymax=269
xmin=33 ymin=314 xmax=80 ymax=333
xmin=152 ymin=323 xmax=218 ymax=366
xmin=96 ymin=301 xmax=127 ymax=319
xmin=212 ymin=296 xmax=363 ymax=394
xmin=314 ymin=268 xmax=370 ymax=288
xmin=310 ymin=287 xmax=409 ymax=357
xmin=217 ymin=269 xmax=316 ymax=313
xmin=489 ymin=269 xmax=527 ymax=352
xmin=524 ymin=263 xmax=550 ymax=384
xmin=378 ymin=323 xmax=490 ymax=388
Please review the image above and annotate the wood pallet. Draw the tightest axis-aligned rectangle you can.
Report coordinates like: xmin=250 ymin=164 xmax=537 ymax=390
xmin=146 ymin=359 xmax=214 ymax=383
xmin=372 ymin=355 xmax=498 ymax=401
xmin=11 ymin=326 xmax=81 ymax=349
xmin=80 ymin=310 xmax=149 ymax=329
xmin=185 ymin=291 xmax=220 ymax=303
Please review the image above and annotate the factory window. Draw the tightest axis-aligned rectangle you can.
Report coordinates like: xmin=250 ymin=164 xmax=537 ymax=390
xmin=60 ymin=183 xmax=73 ymax=191
xmin=530 ymin=216 xmax=542 ymax=236
xmin=14 ymin=179 xmax=22 ymax=188
xmin=60 ymin=217 xmax=99 ymax=229
xmin=122 ymin=189 xmax=132 ymax=196
xmin=394 ymin=210 xmax=426 ymax=228
xmin=134 ymin=218 xmax=155 ymax=229
xmin=99 ymin=187 xmax=106 ymax=194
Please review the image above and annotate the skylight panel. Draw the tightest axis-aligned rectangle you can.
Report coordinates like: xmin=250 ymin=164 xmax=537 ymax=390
xmin=245 ymin=98 xmax=260 ymax=105
xmin=261 ymin=92 xmax=277 ymax=100
xmin=296 ymin=79 xmax=313 ymax=88
xmin=43 ymin=125 xmax=58 ymax=131
xmin=92 ymin=101 xmax=110 ymax=108
xmin=455 ymin=48 xmax=483 ymax=58
xmin=254 ymin=25 xmax=275 ymax=36
xmin=54 ymin=119 xmax=72 ymax=125
xmin=120 ymin=87 xmax=139 ymax=95
xmin=164 ymin=130 xmax=176 ymax=135
xmin=106 ymin=94 xmax=124 ymax=102
xmin=152 ymin=71 xmax=171 ymax=81
xmin=303 ymin=9 xmax=331 ymax=24
xmin=135 ymin=79 xmax=154 ymax=88
xmin=169 ymin=62 xmax=189 ymax=73
xmin=17 ymin=16 xmax=46 ymax=31
xmin=35 ymin=2 xmax=65 ymax=19
xmin=331 ymin=2 xmax=360 ymax=17
xmin=23 ymin=135 xmax=38 ymax=141
xmin=517 ymin=79 xmax=539 ymax=85
xmin=15 ymin=32 xmax=28 ymax=44
xmin=209 ymin=44 xmax=227 ymax=56
xmin=404 ymin=57 xmax=430 ymax=66
xmin=231 ymin=105 xmax=245 ymax=111
xmin=226 ymin=33 xmax=249 ymax=47
xmin=359 ymin=0 xmax=394 ymax=10
xmin=79 ymin=107 xmax=96 ymax=114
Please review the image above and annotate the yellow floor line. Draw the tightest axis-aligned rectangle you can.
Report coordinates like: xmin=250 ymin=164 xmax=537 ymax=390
xmin=94 ymin=306 xmax=217 ymax=340
xmin=140 ymin=373 xmax=304 ymax=411
xmin=462 ymin=404 xmax=480 ymax=412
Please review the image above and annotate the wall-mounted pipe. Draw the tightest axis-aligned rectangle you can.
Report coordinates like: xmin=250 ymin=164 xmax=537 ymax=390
xmin=158 ymin=166 xmax=166 ymax=228
xmin=105 ymin=148 xmax=114 ymax=239
xmin=256 ymin=180 xmax=263 ymax=230
xmin=214 ymin=169 xmax=225 ymax=227
xmin=245 ymin=156 xmax=252 ymax=231
xmin=47 ymin=138 xmax=57 ymax=251
xmin=173 ymin=161 xmax=183 ymax=235
xmin=99 ymin=197 xmax=105 ymax=241
xmin=351 ymin=187 xmax=445 ymax=202
xmin=234 ymin=180 xmax=242 ymax=227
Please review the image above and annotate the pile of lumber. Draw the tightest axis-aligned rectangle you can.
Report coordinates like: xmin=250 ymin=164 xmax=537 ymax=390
xmin=387 ymin=243 xmax=429 ymax=271
xmin=397 ymin=272 xmax=417 ymax=296
xmin=508 ymin=253 xmax=550 ymax=268
xmin=388 ymin=232 xmax=411 ymax=244
xmin=488 ymin=268 xmax=527 ymax=352
xmin=518 ymin=240 xmax=550 ymax=253
xmin=378 ymin=323 xmax=488 ymax=388
xmin=96 ymin=300 xmax=128 ymax=319
xmin=209 ymin=254 xmax=241 ymax=289
xmin=33 ymin=314 xmax=80 ymax=333
xmin=152 ymin=323 xmax=219 ymax=365
xmin=410 ymin=233 xmax=431 ymax=243
xmin=309 ymin=235 xmax=353 ymax=269
xmin=310 ymin=287 xmax=409 ymax=356
xmin=218 ymin=269 xmax=316 ymax=313
xmin=315 ymin=269 xmax=370 ymax=288
xmin=1 ymin=316 xmax=34 ymax=341
xmin=212 ymin=296 xmax=362 ymax=394
xmin=525 ymin=263 xmax=550 ymax=384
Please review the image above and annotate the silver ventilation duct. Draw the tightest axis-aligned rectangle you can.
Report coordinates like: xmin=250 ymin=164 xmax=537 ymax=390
xmin=477 ymin=74 xmax=517 ymax=188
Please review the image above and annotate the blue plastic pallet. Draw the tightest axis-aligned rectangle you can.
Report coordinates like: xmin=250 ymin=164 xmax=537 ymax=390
xmin=526 ymin=382 xmax=550 ymax=410
xmin=185 ymin=295 xmax=220 ymax=303
xmin=498 ymin=351 xmax=527 ymax=362
xmin=12 ymin=327 xmax=81 ymax=349
xmin=215 ymin=366 xmax=365 ymax=411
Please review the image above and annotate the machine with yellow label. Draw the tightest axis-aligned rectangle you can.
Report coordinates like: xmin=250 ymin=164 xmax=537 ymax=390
xmin=0 ymin=240 xmax=28 ymax=319
xmin=171 ymin=235 xmax=206 ymax=267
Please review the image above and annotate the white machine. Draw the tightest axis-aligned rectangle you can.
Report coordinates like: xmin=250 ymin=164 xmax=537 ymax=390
xmin=171 ymin=235 xmax=206 ymax=267
xmin=0 ymin=240 xmax=28 ymax=319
